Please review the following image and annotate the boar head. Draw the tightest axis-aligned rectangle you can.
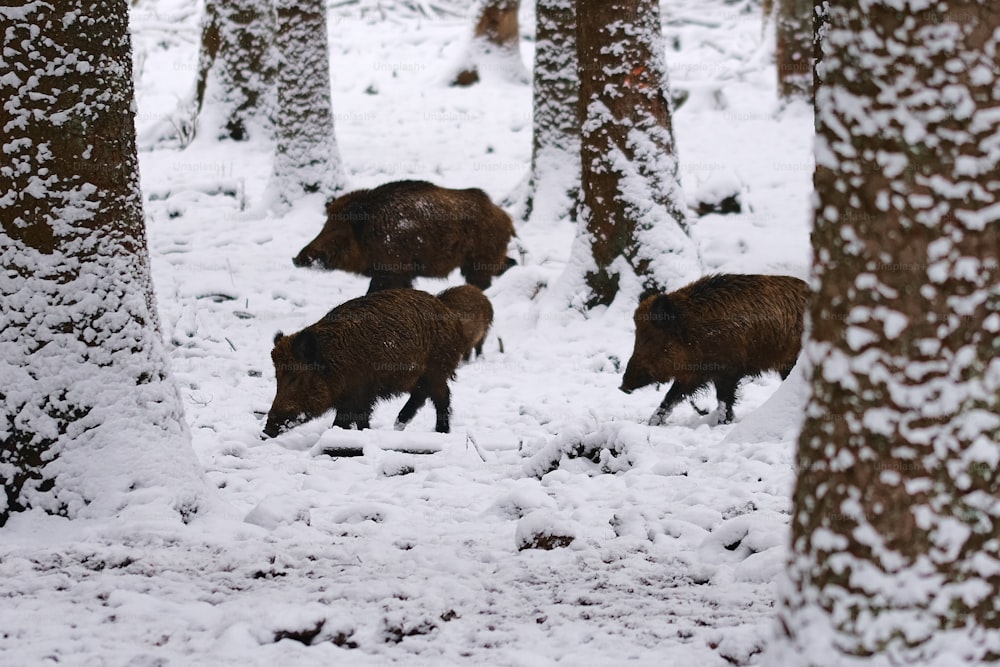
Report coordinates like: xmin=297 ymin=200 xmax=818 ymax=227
xmin=263 ymin=330 xmax=335 ymax=438
xmin=620 ymin=293 xmax=681 ymax=394
xmin=292 ymin=194 xmax=369 ymax=273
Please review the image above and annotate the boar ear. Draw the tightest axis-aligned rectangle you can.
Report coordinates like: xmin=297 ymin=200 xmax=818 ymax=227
xmin=649 ymin=295 xmax=681 ymax=331
xmin=273 ymin=331 xmax=285 ymax=345
xmin=290 ymin=331 xmax=324 ymax=367
xmin=344 ymin=200 xmax=368 ymax=236
xmin=638 ymin=286 xmax=661 ymax=303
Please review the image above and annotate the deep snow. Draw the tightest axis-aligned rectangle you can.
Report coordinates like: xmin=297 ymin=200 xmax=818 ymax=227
xmin=0 ymin=0 xmax=814 ymax=664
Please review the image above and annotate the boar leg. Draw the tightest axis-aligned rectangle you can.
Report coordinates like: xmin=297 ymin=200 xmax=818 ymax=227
xmin=713 ymin=376 xmax=741 ymax=424
xmin=394 ymin=388 xmax=428 ymax=431
xmin=367 ymin=274 xmax=414 ymax=294
xmin=460 ymin=265 xmax=493 ymax=290
xmin=333 ymin=401 xmax=372 ymax=430
xmin=649 ymin=381 xmax=707 ymax=426
xmin=397 ymin=375 xmax=452 ymax=433
xmin=428 ymin=382 xmax=452 ymax=434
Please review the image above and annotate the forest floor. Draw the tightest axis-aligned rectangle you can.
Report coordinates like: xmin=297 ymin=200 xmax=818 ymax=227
xmin=0 ymin=0 xmax=814 ymax=664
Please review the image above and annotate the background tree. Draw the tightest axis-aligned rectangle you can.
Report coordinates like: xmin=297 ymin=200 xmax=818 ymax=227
xmin=775 ymin=0 xmax=813 ymax=100
xmin=774 ymin=1 xmax=1000 ymax=663
xmin=193 ymin=0 xmax=274 ymax=141
xmin=451 ymin=0 xmax=529 ymax=86
xmin=507 ymin=0 xmax=579 ymax=224
xmin=573 ymin=0 xmax=700 ymax=306
xmin=0 ymin=1 xmax=208 ymax=525
xmin=265 ymin=0 xmax=346 ymax=211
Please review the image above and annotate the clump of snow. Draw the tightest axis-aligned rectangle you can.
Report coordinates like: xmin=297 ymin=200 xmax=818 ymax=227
xmin=515 ymin=510 xmax=577 ymax=551
xmin=692 ymin=167 xmax=744 ymax=216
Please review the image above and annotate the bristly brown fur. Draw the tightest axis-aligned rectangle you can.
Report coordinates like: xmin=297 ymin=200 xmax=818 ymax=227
xmin=293 ymin=180 xmax=517 ymax=294
xmin=621 ymin=273 xmax=810 ymax=424
xmin=264 ymin=289 xmax=466 ymax=437
xmin=437 ymin=285 xmax=494 ymax=361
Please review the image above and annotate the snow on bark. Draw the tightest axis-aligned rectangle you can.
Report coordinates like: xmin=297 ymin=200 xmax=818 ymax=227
xmin=0 ymin=1 xmax=211 ymax=524
xmin=449 ymin=0 xmax=529 ymax=86
xmin=264 ymin=0 xmax=345 ymax=212
xmin=772 ymin=2 xmax=1000 ymax=664
xmin=572 ymin=0 xmax=701 ymax=307
xmin=195 ymin=0 xmax=274 ymax=141
xmin=775 ymin=0 xmax=813 ymax=100
xmin=507 ymin=0 xmax=579 ymax=225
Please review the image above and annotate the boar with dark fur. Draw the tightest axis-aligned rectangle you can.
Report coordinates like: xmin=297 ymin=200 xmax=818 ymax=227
xmin=436 ymin=285 xmax=494 ymax=361
xmin=620 ymin=274 xmax=809 ymax=425
xmin=263 ymin=289 xmax=465 ymax=438
xmin=294 ymin=180 xmax=517 ymax=293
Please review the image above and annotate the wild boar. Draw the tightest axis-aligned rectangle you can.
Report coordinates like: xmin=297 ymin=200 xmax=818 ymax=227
xmin=263 ymin=289 xmax=465 ymax=438
xmin=619 ymin=273 xmax=809 ymax=425
xmin=436 ymin=285 xmax=494 ymax=361
xmin=293 ymin=180 xmax=517 ymax=293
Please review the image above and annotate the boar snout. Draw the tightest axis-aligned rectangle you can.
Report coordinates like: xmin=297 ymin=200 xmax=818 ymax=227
xmin=620 ymin=358 xmax=657 ymax=394
xmin=263 ymin=412 xmax=305 ymax=438
xmin=292 ymin=249 xmax=315 ymax=268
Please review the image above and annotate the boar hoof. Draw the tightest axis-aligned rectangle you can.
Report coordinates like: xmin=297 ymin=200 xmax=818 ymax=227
xmin=648 ymin=411 xmax=669 ymax=427
xmin=394 ymin=420 xmax=407 ymax=432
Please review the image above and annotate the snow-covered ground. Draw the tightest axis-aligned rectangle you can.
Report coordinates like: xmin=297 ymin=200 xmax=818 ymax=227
xmin=0 ymin=0 xmax=814 ymax=664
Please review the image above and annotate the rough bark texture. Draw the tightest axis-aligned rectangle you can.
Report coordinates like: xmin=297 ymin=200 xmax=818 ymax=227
xmin=194 ymin=0 xmax=274 ymax=141
xmin=775 ymin=2 xmax=1000 ymax=663
xmin=518 ymin=0 xmax=579 ymax=224
xmin=267 ymin=0 xmax=345 ymax=209
xmin=575 ymin=0 xmax=699 ymax=307
xmin=452 ymin=0 xmax=527 ymax=86
xmin=0 ymin=1 xmax=205 ymax=524
xmin=776 ymin=0 xmax=813 ymax=100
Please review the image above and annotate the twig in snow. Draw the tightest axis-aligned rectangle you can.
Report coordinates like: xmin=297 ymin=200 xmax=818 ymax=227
xmin=466 ymin=434 xmax=487 ymax=462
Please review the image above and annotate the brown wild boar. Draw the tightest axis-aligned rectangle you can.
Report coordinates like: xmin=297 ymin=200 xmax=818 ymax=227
xmin=263 ymin=289 xmax=465 ymax=438
xmin=620 ymin=274 xmax=809 ymax=425
xmin=436 ymin=285 xmax=494 ymax=361
xmin=293 ymin=180 xmax=517 ymax=293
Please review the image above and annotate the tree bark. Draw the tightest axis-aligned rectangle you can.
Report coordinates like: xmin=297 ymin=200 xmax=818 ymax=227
xmin=451 ymin=0 xmax=528 ymax=86
xmin=776 ymin=0 xmax=813 ymax=100
xmin=0 ymin=1 xmax=207 ymax=524
xmin=775 ymin=1 xmax=1000 ymax=663
xmin=515 ymin=0 xmax=579 ymax=224
xmin=266 ymin=0 xmax=345 ymax=210
xmin=194 ymin=0 xmax=275 ymax=141
xmin=575 ymin=0 xmax=700 ymax=307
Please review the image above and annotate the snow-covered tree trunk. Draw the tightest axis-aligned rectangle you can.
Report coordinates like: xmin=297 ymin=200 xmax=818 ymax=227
xmin=265 ymin=0 xmax=345 ymax=212
xmin=774 ymin=2 xmax=1000 ymax=663
xmin=0 ymin=1 xmax=208 ymax=525
xmin=451 ymin=0 xmax=529 ymax=86
xmin=775 ymin=0 xmax=813 ymax=100
xmin=574 ymin=0 xmax=700 ymax=307
xmin=194 ymin=0 xmax=274 ymax=141
xmin=513 ymin=0 xmax=579 ymax=224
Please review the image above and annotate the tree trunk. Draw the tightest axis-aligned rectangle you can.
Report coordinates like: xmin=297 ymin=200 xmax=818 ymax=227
xmin=774 ymin=1 xmax=1000 ymax=663
xmin=0 ymin=1 xmax=208 ymax=524
xmin=451 ymin=0 xmax=528 ymax=86
xmin=266 ymin=0 xmax=345 ymax=211
xmin=194 ymin=0 xmax=275 ymax=141
xmin=574 ymin=0 xmax=700 ymax=307
xmin=775 ymin=0 xmax=813 ymax=100
xmin=513 ymin=0 xmax=579 ymax=224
